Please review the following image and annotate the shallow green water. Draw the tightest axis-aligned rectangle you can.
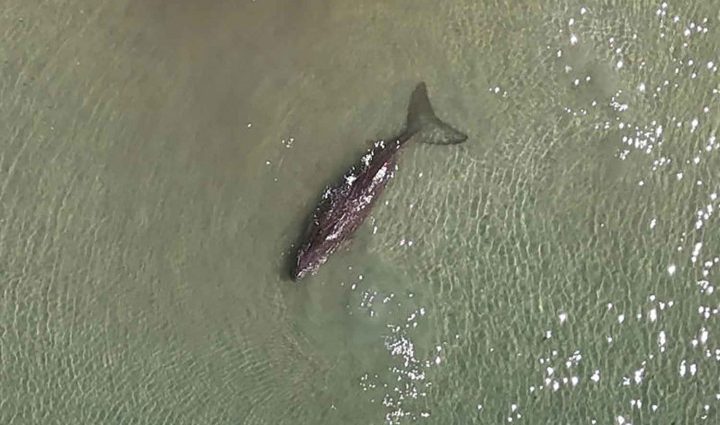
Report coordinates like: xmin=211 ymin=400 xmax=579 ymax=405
xmin=2 ymin=1 xmax=720 ymax=424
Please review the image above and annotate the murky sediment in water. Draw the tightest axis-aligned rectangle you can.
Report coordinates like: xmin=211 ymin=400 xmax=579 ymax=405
xmin=1 ymin=1 xmax=719 ymax=424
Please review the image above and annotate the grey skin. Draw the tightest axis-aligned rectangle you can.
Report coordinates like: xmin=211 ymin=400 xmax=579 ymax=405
xmin=290 ymin=82 xmax=467 ymax=281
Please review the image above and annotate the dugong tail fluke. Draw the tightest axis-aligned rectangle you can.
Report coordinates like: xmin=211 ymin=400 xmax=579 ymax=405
xmin=405 ymin=82 xmax=468 ymax=145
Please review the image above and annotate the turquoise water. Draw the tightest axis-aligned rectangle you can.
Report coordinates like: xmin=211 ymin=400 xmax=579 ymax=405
xmin=2 ymin=1 xmax=720 ymax=424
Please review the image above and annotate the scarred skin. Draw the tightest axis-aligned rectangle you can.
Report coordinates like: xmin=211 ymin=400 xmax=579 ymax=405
xmin=291 ymin=136 xmax=409 ymax=281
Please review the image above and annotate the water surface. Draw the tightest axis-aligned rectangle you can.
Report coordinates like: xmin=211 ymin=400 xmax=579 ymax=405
xmin=2 ymin=1 xmax=720 ymax=424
